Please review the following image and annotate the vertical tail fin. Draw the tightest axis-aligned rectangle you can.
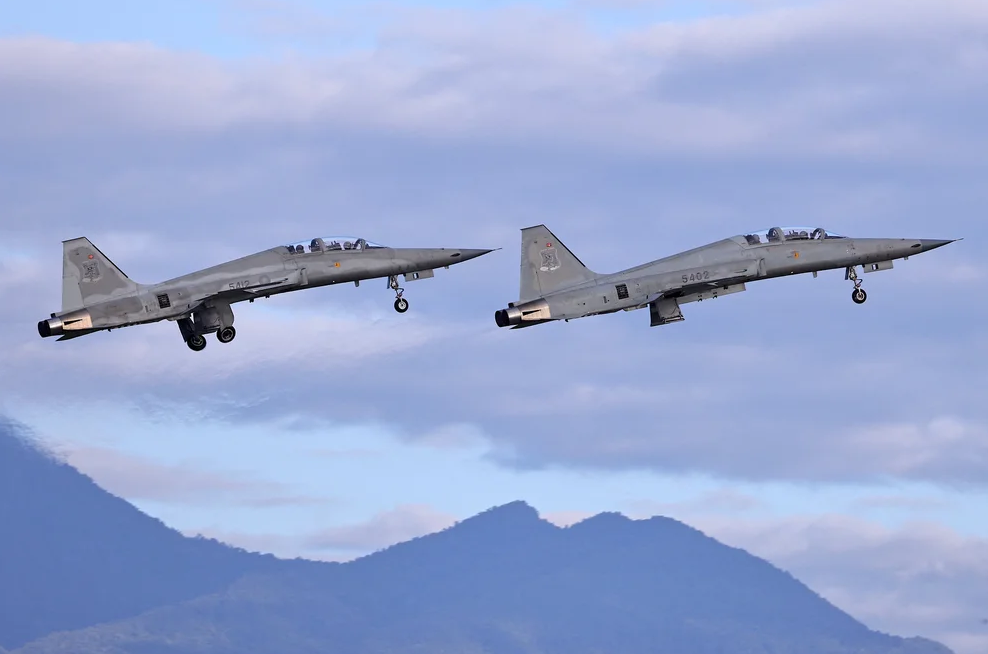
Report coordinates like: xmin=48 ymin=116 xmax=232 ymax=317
xmin=519 ymin=224 xmax=597 ymax=302
xmin=62 ymin=237 xmax=139 ymax=312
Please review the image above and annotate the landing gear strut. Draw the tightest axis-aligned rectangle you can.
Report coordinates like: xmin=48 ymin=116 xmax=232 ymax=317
xmin=389 ymin=275 xmax=409 ymax=313
xmin=846 ymin=266 xmax=868 ymax=304
xmin=178 ymin=311 xmax=236 ymax=352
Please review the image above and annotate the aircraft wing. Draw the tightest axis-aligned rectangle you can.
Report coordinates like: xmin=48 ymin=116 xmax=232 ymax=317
xmin=196 ymin=273 xmax=304 ymax=305
xmin=637 ymin=259 xmax=762 ymax=308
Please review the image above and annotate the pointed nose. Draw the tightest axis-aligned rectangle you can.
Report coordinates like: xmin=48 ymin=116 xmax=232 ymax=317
xmin=449 ymin=248 xmax=496 ymax=263
xmin=916 ymin=239 xmax=958 ymax=253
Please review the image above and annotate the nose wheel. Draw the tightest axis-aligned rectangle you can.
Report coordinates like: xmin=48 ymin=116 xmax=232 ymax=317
xmin=846 ymin=266 xmax=868 ymax=304
xmin=389 ymin=276 xmax=409 ymax=313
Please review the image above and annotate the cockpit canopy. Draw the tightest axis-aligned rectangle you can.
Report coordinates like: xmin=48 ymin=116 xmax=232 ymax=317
xmin=741 ymin=226 xmax=846 ymax=246
xmin=284 ymin=236 xmax=387 ymax=254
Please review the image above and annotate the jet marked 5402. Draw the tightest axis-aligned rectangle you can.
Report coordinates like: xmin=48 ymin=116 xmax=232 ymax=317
xmin=495 ymin=224 xmax=958 ymax=330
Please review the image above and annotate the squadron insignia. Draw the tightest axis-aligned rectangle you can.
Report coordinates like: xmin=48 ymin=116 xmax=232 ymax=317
xmin=540 ymin=247 xmax=561 ymax=272
xmin=81 ymin=259 xmax=101 ymax=282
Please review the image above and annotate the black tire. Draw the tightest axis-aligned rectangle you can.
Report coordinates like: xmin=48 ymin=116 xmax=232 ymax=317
xmin=187 ymin=335 xmax=207 ymax=351
xmin=852 ymin=288 xmax=868 ymax=304
xmin=394 ymin=298 xmax=409 ymax=313
xmin=217 ymin=326 xmax=237 ymax=343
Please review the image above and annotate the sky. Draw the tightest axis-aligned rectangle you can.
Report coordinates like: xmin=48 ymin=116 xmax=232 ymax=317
xmin=1 ymin=0 xmax=987 ymax=651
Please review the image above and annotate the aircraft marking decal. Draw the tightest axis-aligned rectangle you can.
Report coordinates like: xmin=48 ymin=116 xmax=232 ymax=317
xmin=540 ymin=248 xmax=560 ymax=272
xmin=82 ymin=260 xmax=101 ymax=282
xmin=682 ymin=270 xmax=711 ymax=284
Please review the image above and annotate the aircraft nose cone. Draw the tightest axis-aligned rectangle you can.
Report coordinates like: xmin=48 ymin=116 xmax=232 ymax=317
xmin=917 ymin=239 xmax=958 ymax=253
xmin=450 ymin=248 xmax=495 ymax=263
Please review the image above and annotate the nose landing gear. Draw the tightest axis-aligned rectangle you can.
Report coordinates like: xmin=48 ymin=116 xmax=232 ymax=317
xmin=846 ymin=266 xmax=868 ymax=304
xmin=389 ymin=276 xmax=409 ymax=313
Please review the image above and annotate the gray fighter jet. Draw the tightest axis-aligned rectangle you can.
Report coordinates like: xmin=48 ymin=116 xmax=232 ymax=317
xmin=39 ymin=235 xmax=492 ymax=351
xmin=495 ymin=225 xmax=957 ymax=329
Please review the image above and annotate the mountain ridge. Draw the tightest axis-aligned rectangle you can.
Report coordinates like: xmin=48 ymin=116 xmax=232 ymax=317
xmin=0 ymin=418 xmax=318 ymax=650
xmin=0 ymin=418 xmax=954 ymax=654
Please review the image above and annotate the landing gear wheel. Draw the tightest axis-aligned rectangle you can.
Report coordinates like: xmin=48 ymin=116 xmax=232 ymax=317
xmin=388 ymin=275 xmax=408 ymax=313
xmin=187 ymin=334 xmax=207 ymax=351
xmin=217 ymin=326 xmax=236 ymax=343
xmin=846 ymin=266 xmax=867 ymax=305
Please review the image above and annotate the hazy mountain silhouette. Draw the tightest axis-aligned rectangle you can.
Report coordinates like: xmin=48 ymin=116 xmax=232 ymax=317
xmin=0 ymin=418 xmax=320 ymax=650
xmin=1 ymin=419 xmax=953 ymax=654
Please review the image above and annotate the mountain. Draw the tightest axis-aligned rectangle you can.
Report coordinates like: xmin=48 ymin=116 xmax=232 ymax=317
xmin=0 ymin=418 xmax=320 ymax=650
xmin=0 ymin=419 xmax=953 ymax=654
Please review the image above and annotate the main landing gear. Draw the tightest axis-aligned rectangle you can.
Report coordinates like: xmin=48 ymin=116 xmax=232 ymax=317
xmin=846 ymin=266 xmax=868 ymax=304
xmin=178 ymin=308 xmax=237 ymax=352
xmin=217 ymin=326 xmax=237 ymax=344
xmin=389 ymin=275 xmax=409 ymax=313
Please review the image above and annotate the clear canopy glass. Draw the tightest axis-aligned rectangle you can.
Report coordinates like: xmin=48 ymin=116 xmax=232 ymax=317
xmin=284 ymin=236 xmax=387 ymax=254
xmin=741 ymin=226 xmax=845 ymax=246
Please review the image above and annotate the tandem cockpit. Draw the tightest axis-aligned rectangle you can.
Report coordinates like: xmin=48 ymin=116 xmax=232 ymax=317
xmin=738 ymin=226 xmax=847 ymax=247
xmin=284 ymin=236 xmax=388 ymax=255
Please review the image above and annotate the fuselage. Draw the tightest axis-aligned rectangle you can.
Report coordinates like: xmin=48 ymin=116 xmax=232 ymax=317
xmin=42 ymin=241 xmax=490 ymax=338
xmin=497 ymin=228 xmax=955 ymax=326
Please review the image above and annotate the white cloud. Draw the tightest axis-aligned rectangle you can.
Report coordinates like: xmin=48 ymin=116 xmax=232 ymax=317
xmin=682 ymin=513 xmax=988 ymax=654
xmin=55 ymin=444 xmax=330 ymax=507
xmin=2 ymin=0 xmax=988 ymax=160
xmin=1 ymin=0 xmax=987 ymax=488
xmin=850 ymin=494 xmax=953 ymax=512
xmin=303 ymin=504 xmax=458 ymax=559
xmin=628 ymin=488 xmax=764 ymax=515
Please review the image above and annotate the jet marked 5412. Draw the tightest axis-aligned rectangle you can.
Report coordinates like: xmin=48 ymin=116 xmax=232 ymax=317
xmin=38 ymin=235 xmax=494 ymax=352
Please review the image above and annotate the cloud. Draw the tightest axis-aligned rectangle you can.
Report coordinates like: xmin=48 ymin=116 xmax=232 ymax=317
xmin=850 ymin=494 xmax=954 ymax=512
xmin=3 ymin=5 xmax=985 ymax=651
xmin=55 ymin=444 xmax=331 ymax=507
xmin=676 ymin=512 xmax=988 ymax=654
xmin=303 ymin=504 xmax=458 ymax=558
xmin=628 ymin=488 xmax=764 ymax=515
xmin=2 ymin=0 xmax=988 ymax=160
xmin=1 ymin=0 xmax=987 ymax=489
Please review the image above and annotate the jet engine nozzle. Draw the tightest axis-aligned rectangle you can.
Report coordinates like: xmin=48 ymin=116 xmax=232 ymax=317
xmin=494 ymin=299 xmax=551 ymax=328
xmin=38 ymin=309 xmax=93 ymax=338
xmin=495 ymin=306 xmax=523 ymax=328
xmin=38 ymin=317 xmax=61 ymax=338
